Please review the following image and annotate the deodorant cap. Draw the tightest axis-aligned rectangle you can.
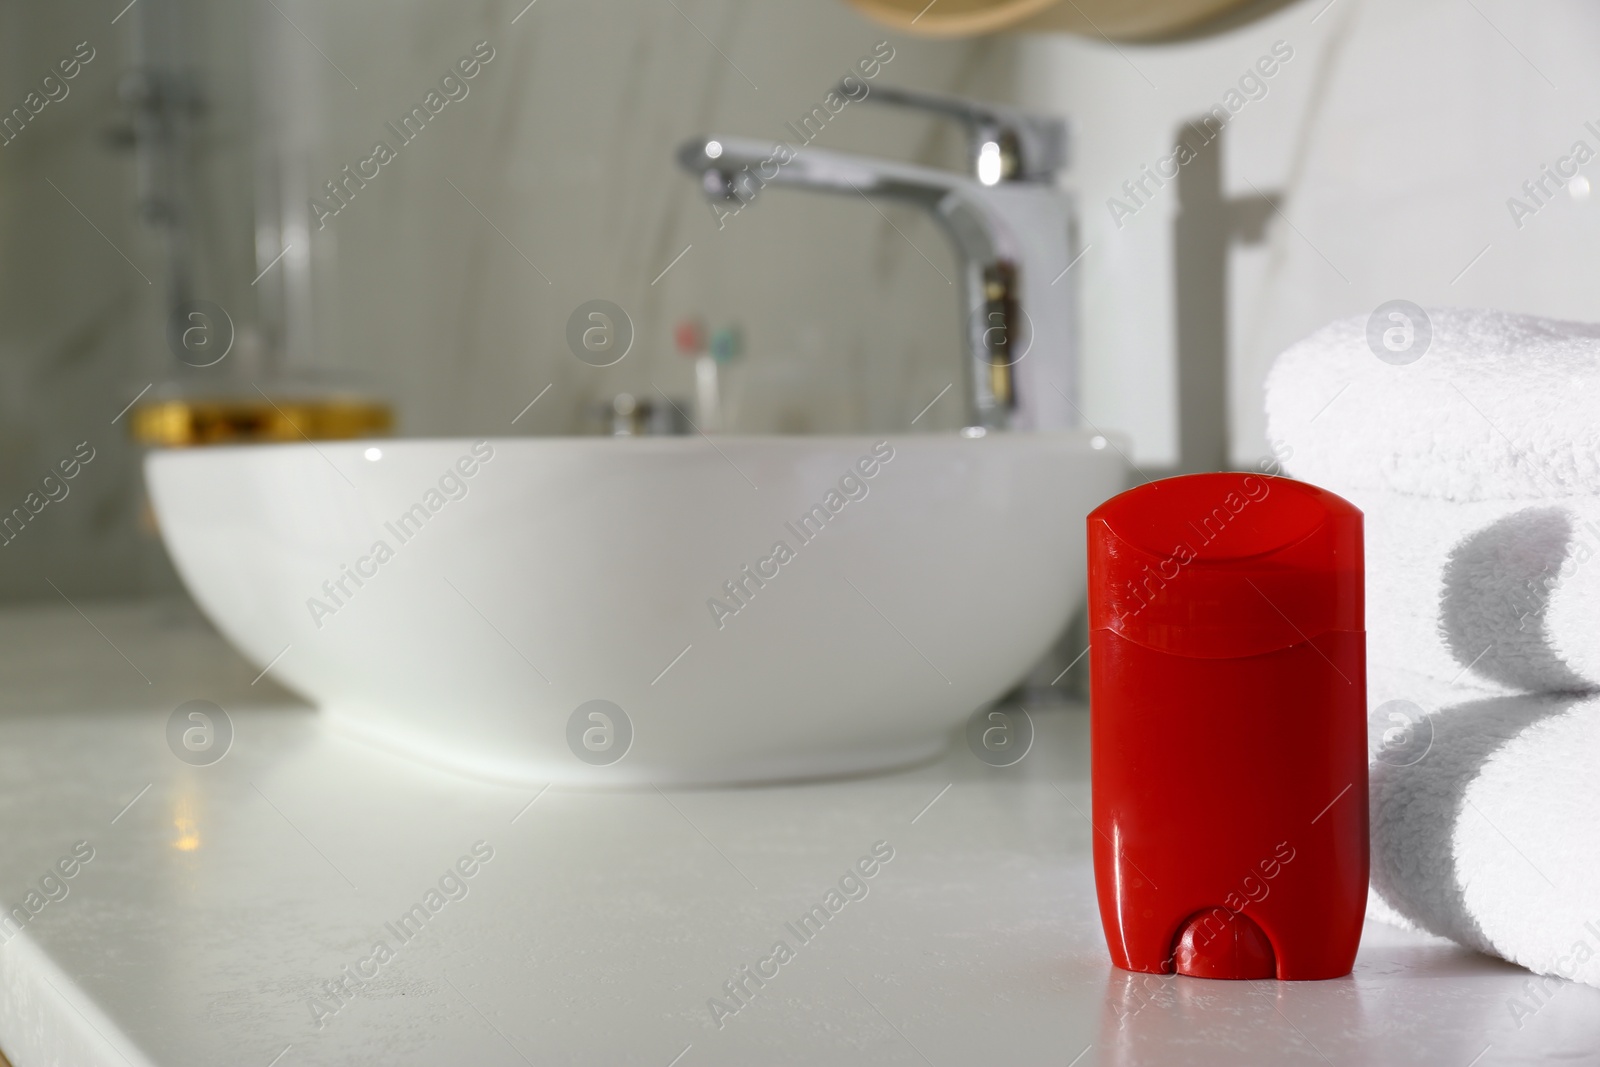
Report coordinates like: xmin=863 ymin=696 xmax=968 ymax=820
xmin=1087 ymin=472 xmax=1362 ymax=659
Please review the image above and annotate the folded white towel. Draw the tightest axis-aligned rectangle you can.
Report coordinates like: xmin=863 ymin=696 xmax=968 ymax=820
xmin=1264 ymin=307 xmax=1600 ymax=502
xmin=1342 ymin=489 xmax=1600 ymax=693
xmin=1366 ymin=668 xmax=1600 ymax=990
xmin=1363 ymin=663 xmax=1472 ymax=934
xmin=1265 ymin=309 xmax=1600 ymax=992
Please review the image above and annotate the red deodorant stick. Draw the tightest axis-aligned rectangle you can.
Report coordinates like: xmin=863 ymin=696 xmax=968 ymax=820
xmin=1086 ymin=472 xmax=1367 ymax=980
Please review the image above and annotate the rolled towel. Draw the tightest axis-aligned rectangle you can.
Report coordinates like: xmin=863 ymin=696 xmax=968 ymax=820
xmin=1363 ymin=662 xmax=1483 ymax=933
xmin=1367 ymin=662 xmax=1498 ymax=745
xmin=1365 ymin=671 xmax=1600 ymax=990
xmin=1265 ymin=309 xmax=1600 ymax=991
xmin=1349 ymin=488 xmax=1600 ymax=693
xmin=1264 ymin=307 xmax=1600 ymax=502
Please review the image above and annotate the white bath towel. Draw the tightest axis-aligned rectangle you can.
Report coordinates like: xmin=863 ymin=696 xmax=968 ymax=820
xmin=1264 ymin=308 xmax=1600 ymax=690
xmin=1264 ymin=307 xmax=1600 ymax=502
xmin=1266 ymin=309 xmax=1600 ymax=989
xmin=1365 ymin=666 xmax=1600 ymax=990
xmin=1363 ymin=663 xmax=1478 ymax=933
xmin=1344 ymin=489 xmax=1600 ymax=693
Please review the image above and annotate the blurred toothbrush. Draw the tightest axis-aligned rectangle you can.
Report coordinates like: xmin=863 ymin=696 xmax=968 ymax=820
xmin=675 ymin=316 xmax=719 ymax=432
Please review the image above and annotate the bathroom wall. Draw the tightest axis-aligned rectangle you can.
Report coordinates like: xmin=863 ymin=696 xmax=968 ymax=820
xmin=0 ymin=0 xmax=1015 ymax=603
xmin=0 ymin=0 xmax=260 ymax=601
xmin=289 ymin=0 xmax=1018 ymax=443
xmin=7 ymin=0 xmax=1600 ymax=601
xmin=1023 ymin=0 xmax=1600 ymax=466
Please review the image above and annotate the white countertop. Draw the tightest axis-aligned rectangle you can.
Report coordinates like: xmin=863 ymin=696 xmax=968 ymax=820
xmin=0 ymin=602 xmax=1596 ymax=1066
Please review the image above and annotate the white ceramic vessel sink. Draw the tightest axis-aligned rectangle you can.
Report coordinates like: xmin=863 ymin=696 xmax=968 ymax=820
xmin=146 ymin=434 xmax=1124 ymax=784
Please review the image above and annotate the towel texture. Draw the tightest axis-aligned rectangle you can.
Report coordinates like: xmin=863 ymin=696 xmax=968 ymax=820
xmin=1366 ymin=667 xmax=1600 ymax=988
xmin=1265 ymin=307 xmax=1600 ymax=501
xmin=1354 ymin=490 xmax=1600 ymax=693
xmin=1267 ymin=307 xmax=1600 ymax=991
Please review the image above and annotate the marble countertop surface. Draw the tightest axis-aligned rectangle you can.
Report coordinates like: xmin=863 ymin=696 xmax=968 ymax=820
xmin=0 ymin=600 xmax=1596 ymax=1066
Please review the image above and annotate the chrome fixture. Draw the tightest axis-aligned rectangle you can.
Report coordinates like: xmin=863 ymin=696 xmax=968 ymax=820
xmin=594 ymin=394 xmax=690 ymax=437
xmin=677 ymin=87 xmax=1078 ymax=432
xmin=858 ymin=84 xmax=1068 ymax=185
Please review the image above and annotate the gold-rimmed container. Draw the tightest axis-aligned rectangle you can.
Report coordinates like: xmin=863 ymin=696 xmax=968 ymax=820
xmin=129 ymin=381 xmax=393 ymax=447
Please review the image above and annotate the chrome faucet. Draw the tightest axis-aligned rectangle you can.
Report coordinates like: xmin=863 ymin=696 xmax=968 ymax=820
xmin=677 ymin=86 xmax=1078 ymax=432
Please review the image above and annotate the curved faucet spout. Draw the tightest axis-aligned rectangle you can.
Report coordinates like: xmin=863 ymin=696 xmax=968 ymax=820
xmin=679 ymin=135 xmax=1011 ymax=279
xmin=678 ymin=135 xmax=1041 ymax=430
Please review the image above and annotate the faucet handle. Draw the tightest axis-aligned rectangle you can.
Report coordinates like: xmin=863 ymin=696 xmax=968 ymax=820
xmin=845 ymin=83 xmax=1068 ymax=184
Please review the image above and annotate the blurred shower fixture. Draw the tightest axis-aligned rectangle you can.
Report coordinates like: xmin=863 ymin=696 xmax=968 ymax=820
xmin=107 ymin=0 xmax=204 ymax=316
xmin=113 ymin=0 xmax=392 ymax=447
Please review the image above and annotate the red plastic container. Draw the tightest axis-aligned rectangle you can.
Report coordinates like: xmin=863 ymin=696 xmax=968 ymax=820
xmin=1086 ymin=472 xmax=1367 ymax=981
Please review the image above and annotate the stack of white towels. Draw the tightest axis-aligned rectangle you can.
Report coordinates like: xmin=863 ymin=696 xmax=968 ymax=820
xmin=1265 ymin=307 xmax=1600 ymax=988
